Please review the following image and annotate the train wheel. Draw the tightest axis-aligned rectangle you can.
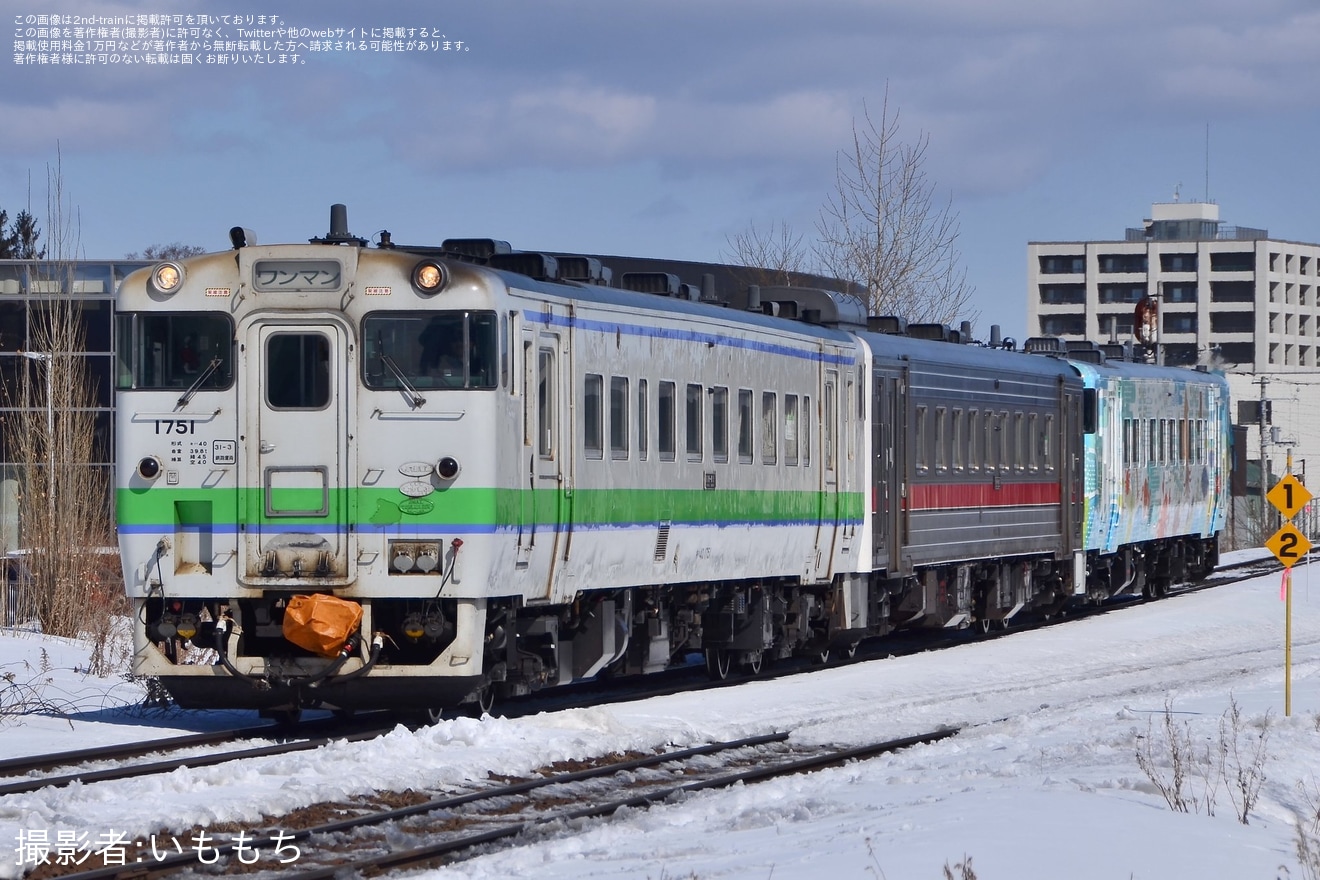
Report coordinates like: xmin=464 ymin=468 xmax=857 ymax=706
xmin=474 ymin=685 xmax=496 ymax=716
xmin=976 ymin=618 xmax=993 ymax=636
xmin=842 ymin=642 xmax=859 ymax=660
xmin=742 ymin=651 xmax=764 ymax=676
xmin=704 ymin=648 xmax=733 ymax=681
xmin=418 ymin=707 xmax=445 ymax=726
xmin=813 ymin=647 xmax=832 ymax=665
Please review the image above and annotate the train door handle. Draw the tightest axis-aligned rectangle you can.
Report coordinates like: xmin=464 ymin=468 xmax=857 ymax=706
xmin=260 ymin=442 xmax=276 ymax=453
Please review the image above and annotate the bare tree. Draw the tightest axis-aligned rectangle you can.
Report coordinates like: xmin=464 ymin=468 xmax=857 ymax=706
xmin=722 ymin=220 xmax=813 ymax=288
xmin=1 ymin=152 xmax=119 ymax=665
xmin=815 ymin=88 xmax=977 ymax=325
xmin=125 ymin=242 xmax=206 ymax=261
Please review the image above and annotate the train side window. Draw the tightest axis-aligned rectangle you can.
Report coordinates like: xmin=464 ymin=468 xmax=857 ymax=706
xmin=784 ymin=395 xmax=799 ymax=466
xmin=610 ymin=376 xmax=628 ymax=460
xmin=266 ymin=332 xmax=330 ymax=410
xmin=583 ymin=374 xmax=603 ymax=460
xmin=1147 ymin=419 xmax=1156 ymax=464
xmin=802 ymin=395 xmax=811 ymax=468
xmin=537 ymin=348 xmax=554 ymax=459
xmin=737 ymin=389 xmax=753 ymax=464
xmin=823 ymin=384 xmax=835 ymax=472
xmin=998 ymin=411 xmax=1010 ymax=471
xmin=762 ymin=392 xmax=778 ymax=465
xmin=637 ymin=379 xmax=648 ymax=461
xmin=686 ymin=383 xmax=703 ymax=461
xmin=712 ymin=386 xmax=729 ymax=464
xmin=914 ymin=405 xmax=928 ymax=473
xmin=1044 ymin=414 xmax=1055 ymax=471
xmin=1028 ymin=412 xmax=1039 ymax=471
xmin=1013 ymin=411 xmax=1025 ymax=472
xmin=658 ymin=381 xmax=676 ymax=461
xmin=934 ymin=407 xmax=947 ymax=472
xmin=952 ymin=408 xmax=964 ymax=471
xmin=966 ymin=409 xmax=979 ymax=471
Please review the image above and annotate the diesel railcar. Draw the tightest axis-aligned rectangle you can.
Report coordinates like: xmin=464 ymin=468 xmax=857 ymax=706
xmin=114 ymin=207 xmax=1231 ymax=717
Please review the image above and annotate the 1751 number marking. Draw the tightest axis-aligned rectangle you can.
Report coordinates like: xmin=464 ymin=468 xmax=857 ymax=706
xmin=154 ymin=419 xmax=196 ymax=435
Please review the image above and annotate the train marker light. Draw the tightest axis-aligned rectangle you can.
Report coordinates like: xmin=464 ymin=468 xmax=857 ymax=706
xmin=435 ymin=457 xmax=461 ymax=481
xmin=150 ymin=262 xmax=184 ymax=295
xmin=137 ymin=456 xmax=162 ymax=480
xmin=176 ymin=613 xmax=199 ymax=641
xmin=412 ymin=260 xmax=447 ymax=295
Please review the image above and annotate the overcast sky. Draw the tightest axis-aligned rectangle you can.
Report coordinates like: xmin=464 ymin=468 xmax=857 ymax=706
xmin=6 ymin=0 xmax=1320 ymax=341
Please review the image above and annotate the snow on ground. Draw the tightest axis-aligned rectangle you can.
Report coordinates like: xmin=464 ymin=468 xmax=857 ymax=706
xmin=1 ymin=549 xmax=1319 ymax=879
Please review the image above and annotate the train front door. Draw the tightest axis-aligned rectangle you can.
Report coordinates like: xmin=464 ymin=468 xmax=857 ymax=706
xmin=518 ymin=323 xmax=568 ymax=600
xmin=239 ymin=319 xmax=353 ymax=585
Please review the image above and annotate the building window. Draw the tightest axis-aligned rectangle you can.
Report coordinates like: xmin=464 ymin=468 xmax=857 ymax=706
xmin=1040 ymin=315 xmax=1085 ymax=336
xmin=1098 ymin=284 xmax=1146 ymax=304
xmin=1217 ymin=342 xmax=1255 ymax=365
xmin=1039 ymin=255 xmax=1085 ymax=274
xmin=1039 ymin=284 xmax=1086 ymax=305
xmin=1210 ymin=312 xmax=1254 ymax=333
xmin=1210 ymin=281 xmax=1255 ymax=303
xmin=1163 ymin=313 xmax=1197 ymax=334
xmin=1160 ymin=253 xmax=1198 ymax=272
xmin=1210 ymin=252 xmax=1255 ymax=272
xmin=1162 ymin=284 xmax=1198 ymax=303
xmin=1098 ymin=253 xmax=1148 ymax=273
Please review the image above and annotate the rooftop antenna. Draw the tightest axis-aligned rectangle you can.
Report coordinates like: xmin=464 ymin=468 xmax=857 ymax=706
xmin=1172 ymin=182 xmax=1181 ymax=202
xmin=1204 ymin=122 xmax=1210 ymax=203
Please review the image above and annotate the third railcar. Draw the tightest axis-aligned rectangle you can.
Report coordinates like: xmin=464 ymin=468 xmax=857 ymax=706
xmin=115 ymin=207 xmax=1230 ymax=717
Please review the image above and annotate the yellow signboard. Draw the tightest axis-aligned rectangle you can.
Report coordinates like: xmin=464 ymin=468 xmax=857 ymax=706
xmin=1267 ymin=523 xmax=1312 ymax=569
xmin=1268 ymin=474 xmax=1313 ymax=520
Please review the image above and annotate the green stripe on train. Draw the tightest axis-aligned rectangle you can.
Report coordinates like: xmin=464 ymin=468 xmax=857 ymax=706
xmin=116 ymin=486 xmax=865 ymax=527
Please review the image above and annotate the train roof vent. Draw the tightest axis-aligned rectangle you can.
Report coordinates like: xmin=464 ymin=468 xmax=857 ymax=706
xmin=1069 ymin=349 xmax=1106 ymax=364
xmin=488 ymin=252 xmax=559 ymax=281
xmin=1100 ymin=342 xmax=1133 ymax=361
xmin=555 ymin=255 xmax=611 ymax=285
xmin=620 ymin=272 xmax=682 ymax=296
xmin=441 ymin=238 xmax=513 ymax=260
xmin=1024 ymin=336 xmax=1067 ymax=355
xmin=867 ymin=315 xmax=908 ymax=335
xmin=908 ymin=323 xmax=953 ymax=342
xmin=1066 ymin=340 xmax=1101 ymax=353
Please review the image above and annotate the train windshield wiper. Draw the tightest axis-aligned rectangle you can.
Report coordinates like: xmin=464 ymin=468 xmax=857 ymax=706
xmin=176 ymin=357 xmax=223 ymax=409
xmin=380 ymin=354 xmax=426 ymax=408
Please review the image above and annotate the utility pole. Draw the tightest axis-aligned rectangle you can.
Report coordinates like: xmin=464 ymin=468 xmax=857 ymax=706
xmin=1256 ymin=375 xmax=1270 ymax=543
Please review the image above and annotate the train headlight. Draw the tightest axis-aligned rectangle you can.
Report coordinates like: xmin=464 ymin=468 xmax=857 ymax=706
xmin=411 ymin=260 xmax=448 ymax=295
xmin=149 ymin=262 xmax=185 ymax=295
xmin=392 ymin=547 xmax=415 ymax=572
xmin=435 ymin=457 xmax=460 ymax=481
xmin=156 ymin=615 xmax=178 ymax=639
xmin=401 ymin=612 xmax=425 ymax=641
xmin=137 ymin=456 xmax=162 ymax=480
xmin=176 ymin=613 xmax=199 ymax=641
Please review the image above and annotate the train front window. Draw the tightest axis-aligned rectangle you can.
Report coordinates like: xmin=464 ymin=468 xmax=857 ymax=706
xmin=114 ymin=313 xmax=234 ymax=391
xmin=362 ymin=311 xmax=498 ymax=390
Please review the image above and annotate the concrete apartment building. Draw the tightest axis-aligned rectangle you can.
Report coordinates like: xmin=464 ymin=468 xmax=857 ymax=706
xmin=1028 ymin=201 xmax=1320 ymax=544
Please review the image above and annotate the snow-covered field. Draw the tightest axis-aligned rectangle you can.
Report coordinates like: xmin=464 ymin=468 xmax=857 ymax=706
xmin=2 ymin=549 xmax=1319 ymax=879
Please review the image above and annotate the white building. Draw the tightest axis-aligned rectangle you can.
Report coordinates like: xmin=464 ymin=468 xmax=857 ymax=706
xmin=1027 ymin=201 xmax=1320 ymax=545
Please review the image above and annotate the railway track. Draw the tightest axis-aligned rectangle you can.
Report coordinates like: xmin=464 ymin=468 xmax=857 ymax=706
xmin=36 ymin=727 xmax=959 ymax=880
xmin=3 ymin=554 xmax=1293 ymax=797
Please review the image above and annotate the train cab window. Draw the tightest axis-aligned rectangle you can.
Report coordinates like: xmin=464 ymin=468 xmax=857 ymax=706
xmin=114 ymin=312 xmax=234 ymax=391
xmin=583 ymin=374 xmax=603 ymax=460
xmin=686 ymin=383 xmax=703 ymax=460
xmin=537 ymin=348 xmax=555 ymax=458
xmin=824 ymin=384 xmax=835 ymax=472
xmin=610 ymin=376 xmax=628 ymax=460
xmin=658 ymin=382 xmax=676 ymax=461
xmin=362 ymin=311 xmax=498 ymax=391
xmin=266 ymin=332 xmax=330 ymax=409
xmin=784 ymin=395 xmax=799 ymax=466
xmin=737 ymin=389 xmax=754 ymax=464
xmin=712 ymin=386 xmax=729 ymax=464
xmin=762 ymin=392 xmax=778 ymax=465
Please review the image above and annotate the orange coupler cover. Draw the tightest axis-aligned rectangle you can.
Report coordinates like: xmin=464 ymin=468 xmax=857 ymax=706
xmin=282 ymin=594 xmax=363 ymax=657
